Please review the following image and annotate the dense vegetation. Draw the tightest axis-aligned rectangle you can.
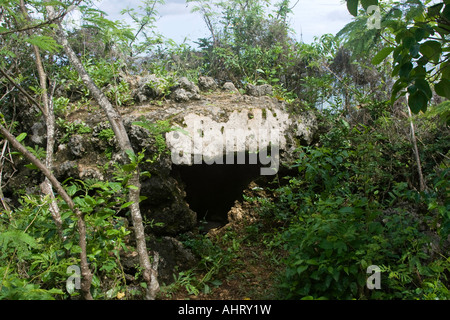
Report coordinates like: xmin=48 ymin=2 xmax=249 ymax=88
xmin=0 ymin=0 xmax=448 ymax=300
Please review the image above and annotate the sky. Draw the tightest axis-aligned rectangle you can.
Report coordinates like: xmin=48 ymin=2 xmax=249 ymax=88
xmin=81 ymin=0 xmax=355 ymax=45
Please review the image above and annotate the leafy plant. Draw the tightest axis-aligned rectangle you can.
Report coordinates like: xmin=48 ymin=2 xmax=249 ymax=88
xmin=345 ymin=0 xmax=450 ymax=113
xmin=264 ymin=114 xmax=449 ymax=300
xmin=56 ymin=118 xmax=92 ymax=143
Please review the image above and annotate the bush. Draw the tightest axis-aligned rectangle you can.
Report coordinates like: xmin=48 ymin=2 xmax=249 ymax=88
xmin=266 ymin=116 xmax=450 ymax=300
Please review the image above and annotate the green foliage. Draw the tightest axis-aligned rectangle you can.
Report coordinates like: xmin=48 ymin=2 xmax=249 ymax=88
xmin=56 ymin=118 xmax=92 ymax=143
xmin=263 ymin=114 xmax=450 ymax=300
xmin=24 ymin=35 xmax=61 ymax=53
xmin=0 ymin=176 xmax=133 ymax=300
xmin=0 ymin=195 xmax=72 ymax=299
xmin=171 ymin=232 xmax=241 ymax=297
xmin=345 ymin=0 xmax=450 ymax=114
xmin=63 ymin=178 xmax=132 ymax=298
xmin=59 ymin=58 xmax=133 ymax=106
xmin=120 ymin=0 xmax=166 ymax=57
xmin=53 ymin=97 xmax=70 ymax=116
xmin=98 ymin=128 xmax=115 ymax=143
xmin=132 ymin=119 xmax=182 ymax=160
xmin=346 ymin=0 xmax=379 ymax=16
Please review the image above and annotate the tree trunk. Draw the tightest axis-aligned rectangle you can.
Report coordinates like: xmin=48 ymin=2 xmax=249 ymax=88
xmin=19 ymin=0 xmax=63 ymax=239
xmin=407 ymin=106 xmax=426 ymax=192
xmin=45 ymin=4 xmax=159 ymax=300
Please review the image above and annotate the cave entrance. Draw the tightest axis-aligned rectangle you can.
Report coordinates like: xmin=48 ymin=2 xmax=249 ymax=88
xmin=173 ymin=154 xmax=264 ymax=232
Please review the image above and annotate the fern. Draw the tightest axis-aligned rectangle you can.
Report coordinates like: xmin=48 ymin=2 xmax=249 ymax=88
xmin=24 ymin=35 xmax=61 ymax=53
xmin=0 ymin=230 xmax=38 ymax=259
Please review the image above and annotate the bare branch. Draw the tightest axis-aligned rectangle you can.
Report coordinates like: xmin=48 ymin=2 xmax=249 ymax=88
xmin=0 ymin=67 xmax=47 ymax=116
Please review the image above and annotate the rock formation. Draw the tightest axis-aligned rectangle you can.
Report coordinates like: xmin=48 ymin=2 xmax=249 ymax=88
xmin=4 ymin=76 xmax=318 ymax=285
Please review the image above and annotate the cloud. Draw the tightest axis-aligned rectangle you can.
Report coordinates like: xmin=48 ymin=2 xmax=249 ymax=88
xmin=95 ymin=0 xmax=354 ymax=44
xmin=289 ymin=0 xmax=353 ymax=42
xmin=158 ymin=2 xmax=191 ymax=17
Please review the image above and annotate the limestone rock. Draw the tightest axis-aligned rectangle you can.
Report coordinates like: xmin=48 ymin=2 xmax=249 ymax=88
xmin=55 ymin=160 xmax=78 ymax=180
xmin=198 ymin=76 xmax=217 ymax=91
xmin=133 ymin=74 xmax=165 ymax=103
xmin=246 ymin=83 xmax=273 ymax=97
xmin=171 ymin=77 xmax=201 ymax=102
xmin=30 ymin=122 xmax=46 ymax=146
xmin=68 ymin=134 xmax=85 ymax=158
xmin=149 ymin=236 xmax=197 ymax=284
xmin=171 ymin=88 xmax=190 ymax=102
xmin=222 ymin=81 xmax=238 ymax=93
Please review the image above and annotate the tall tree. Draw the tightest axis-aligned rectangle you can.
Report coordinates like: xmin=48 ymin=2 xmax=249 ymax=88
xmin=19 ymin=0 xmax=63 ymax=239
xmin=0 ymin=0 xmax=93 ymax=299
xmin=45 ymin=2 xmax=160 ymax=300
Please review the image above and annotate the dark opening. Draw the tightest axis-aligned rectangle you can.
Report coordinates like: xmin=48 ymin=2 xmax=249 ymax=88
xmin=172 ymin=153 xmax=264 ymax=232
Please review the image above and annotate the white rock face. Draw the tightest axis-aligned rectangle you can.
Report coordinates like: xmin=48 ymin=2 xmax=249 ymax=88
xmin=165 ymin=103 xmax=314 ymax=175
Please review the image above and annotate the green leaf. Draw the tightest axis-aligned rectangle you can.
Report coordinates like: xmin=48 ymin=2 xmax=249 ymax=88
xmin=125 ymin=149 xmax=136 ymax=164
xmin=66 ymin=184 xmax=78 ymax=197
xmin=372 ymin=47 xmax=394 ymax=65
xmin=408 ymin=90 xmax=428 ymax=114
xmin=399 ymin=62 xmax=413 ymax=79
xmin=361 ymin=0 xmax=378 ymax=10
xmin=16 ymin=132 xmax=27 ymax=142
xmin=347 ymin=0 xmax=359 ymax=16
xmin=428 ymin=3 xmax=444 ymax=17
xmin=122 ymin=163 xmax=136 ymax=172
xmin=414 ymin=27 xmax=427 ymax=42
xmin=402 ymin=36 xmax=416 ymax=50
xmin=410 ymin=44 xmax=420 ymax=58
xmin=297 ymin=265 xmax=308 ymax=275
xmin=25 ymin=35 xmax=61 ymax=53
xmin=443 ymin=4 xmax=450 ymax=21
xmin=435 ymin=79 xmax=450 ymax=99
xmin=407 ymin=85 xmax=417 ymax=95
xmin=415 ymin=78 xmax=432 ymax=99
xmin=420 ymin=41 xmax=442 ymax=63
xmin=120 ymin=201 xmax=134 ymax=209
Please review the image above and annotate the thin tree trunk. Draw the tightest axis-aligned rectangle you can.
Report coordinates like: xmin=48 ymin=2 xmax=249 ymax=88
xmin=45 ymin=4 xmax=159 ymax=300
xmin=0 ymin=124 xmax=93 ymax=300
xmin=407 ymin=106 xmax=426 ymax=192
xmin=19 ymin=0 xmax=63 ymax=239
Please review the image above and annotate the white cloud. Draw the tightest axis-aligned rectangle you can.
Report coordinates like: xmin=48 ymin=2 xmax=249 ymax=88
xmin=289 ymin=0 xmax=353 ymax=43
xmin=158 ymin=2 xmax=191 ymax=16
xmin=94 ymin=0 xmax=354 ymax=44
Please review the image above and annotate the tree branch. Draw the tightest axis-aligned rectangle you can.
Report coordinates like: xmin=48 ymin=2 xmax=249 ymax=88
xmin=0 ymin=67 xmax=47 ymax=116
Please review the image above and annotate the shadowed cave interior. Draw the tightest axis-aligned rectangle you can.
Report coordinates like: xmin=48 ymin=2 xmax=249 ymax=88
xmin=172 ymin=153 xmax=264 ymax=232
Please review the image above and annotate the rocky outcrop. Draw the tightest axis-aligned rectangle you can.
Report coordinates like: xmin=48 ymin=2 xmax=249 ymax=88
xmin=246 ymin=83 xmax=273 ymax=97
xmin=222 ymin=82 xmax=238 ymax=93
xmin=198 ymin=76 xmax=217 ymax=91
xmin=6 ymin=76 xmax=318 ymax=285
xmin=164 ymin=94 xmax=317 ymax=173
xmin=170 ymin=77 xmax=201 ymax=102
xmin=132 ymin=74 xmax=166 ymax=103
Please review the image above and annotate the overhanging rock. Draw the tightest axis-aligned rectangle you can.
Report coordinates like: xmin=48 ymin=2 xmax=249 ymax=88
xmin=124 ymin=93 xmax=318 ymax=236
xmin=165 ymin=94 xmax=317 ymax=175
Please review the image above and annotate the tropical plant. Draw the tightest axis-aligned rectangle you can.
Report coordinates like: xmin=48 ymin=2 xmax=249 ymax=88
xmin=345 ymin=0 xmax=450 ymax=114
